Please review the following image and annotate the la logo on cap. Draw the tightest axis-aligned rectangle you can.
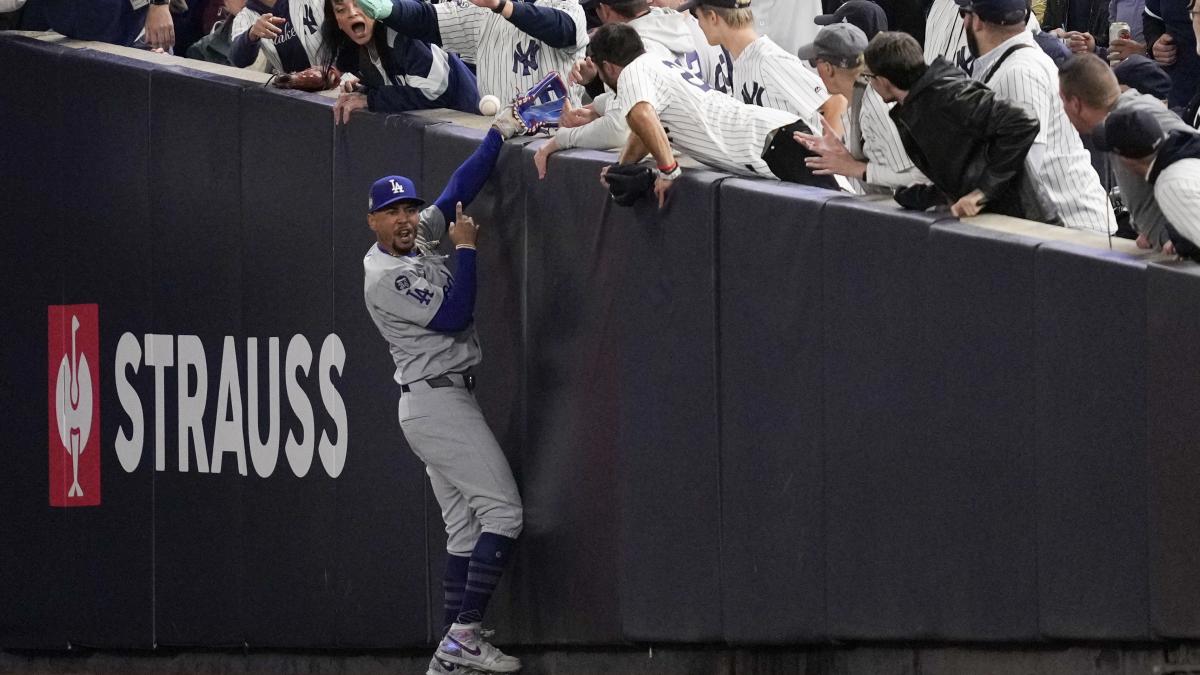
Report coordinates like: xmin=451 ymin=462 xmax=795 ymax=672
xmin=390 ymin=179 xmax=405 ymax=195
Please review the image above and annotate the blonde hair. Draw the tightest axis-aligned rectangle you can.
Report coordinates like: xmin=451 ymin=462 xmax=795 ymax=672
xmin=704 ymin=6 xmax=755 ymax=28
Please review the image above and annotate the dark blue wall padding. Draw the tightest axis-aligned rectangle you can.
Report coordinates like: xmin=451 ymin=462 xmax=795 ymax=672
xmin=1034 ymin=243 xmax=1151 ymax=640
xmin=236 ymin=88 xmax=339 ymax=647
xmin=331 ymin=112 xmax=435 ymax=648
xmin=147 ymin=66 xmax=248 ymax=648
xmin=515 ymin=147 xmax=630 ymax=645
xmin=0 ymin=37 xmax=73 ymax=650
xmin=54 ymin=48 xmax=159 ymax=649
xmin=821 ymin=198 xmax=941 ymax=640
xmin=609 ymin=168 xmax=725 ymax=644
xmin=919 ymin=222 xmax=1040 ymax=640
xmin=716 ymin=179 xmax=841 ymax=644
xmin=1146 ymin=262 xmax=1200 ymax=639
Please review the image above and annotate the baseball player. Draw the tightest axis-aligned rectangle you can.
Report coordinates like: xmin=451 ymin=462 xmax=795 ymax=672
xmin=683 ymin=0 xmax=840 ymax=133
xmin=354 ymin=0 xmax=589 ymax=103
xmin=589 ymin=23 xmax=844 ymax=207
xmin=962 ymin=0 xmax=1116 ymax=233
xmin=325 ymin=0 xmax=482 ymax=120
xmin=362 ymin=119 xmax=526 ymax=675
xmin=231 ymin=0 xmax=329 ymax=73
xmin=795 ymin=23 xmax=927 ymax=194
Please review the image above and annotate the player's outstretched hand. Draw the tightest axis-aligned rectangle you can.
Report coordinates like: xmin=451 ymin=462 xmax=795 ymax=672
xmin=334 ymin=92 xmax=368 ymax=125
xmin=950 ymin=189 xmax=986 ymax=218
xmin=534 ymin=138 xmax=559 ymax=180
xmin=559 ymin=99 xmax=598 ymax=129
xmin=449 ymin=202 xmax=480 ymax=248
xmin=146 ymin=3 xmax=176 ymax=50
xmin=249 ymin=13 xmax=286 ymax=41
xmin=569 ymin=58 xmax=597 ymax=86
xmin=797 ymin=118 xmax=864 ymax=178
xmin=654 ymin=176 xmax=673 ymax=209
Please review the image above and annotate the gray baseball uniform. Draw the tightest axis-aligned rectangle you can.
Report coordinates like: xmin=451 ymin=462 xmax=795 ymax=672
xmin=363 ymin=205 xmax=522 ymax=555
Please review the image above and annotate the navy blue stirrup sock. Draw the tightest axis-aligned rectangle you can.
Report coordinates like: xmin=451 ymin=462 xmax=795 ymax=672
xmin=456 ymin=533 xmax=516 ymax=625
xmin=442 ymin=554 xmax=470 ymax=635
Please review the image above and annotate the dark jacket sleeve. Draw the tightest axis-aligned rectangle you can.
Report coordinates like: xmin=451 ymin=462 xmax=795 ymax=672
xmin=1142 ymin=0 xmax=1165 ymax=48
xmin=229 ymin=29 xmax=261 ymax=67
xmin=378 ymin=0 xmax=442 ymax=44
xmin=963 ymin=87 xmax=1040 ymax=203
xmin=506 ymin=1 xmax=578 ymax=48
xmin=1041 ymin=0 xmax=1065 ymax=30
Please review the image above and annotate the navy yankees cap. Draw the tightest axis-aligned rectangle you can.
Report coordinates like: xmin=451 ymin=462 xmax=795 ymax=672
xmin=797 ymin=22 xmax=869 ymax=68
xmin=955 ymin=0 xmax=1029 ymax=25
xmin=1113 ymin=54 xmax=1172 ymax=101
xmin=368 ymin=175 xmax=425 ymax=213
xmin=1091 ymin=107 xmax=1166 ymax=159
xmin=814 ymin=0 xmax=888 ymax=40
xmin=677 ymin=0 xmax=752 ymax=12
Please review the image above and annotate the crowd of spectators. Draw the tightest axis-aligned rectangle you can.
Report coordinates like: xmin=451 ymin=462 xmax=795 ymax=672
xmin=1 ymin=0 xmax=1198 ymax=256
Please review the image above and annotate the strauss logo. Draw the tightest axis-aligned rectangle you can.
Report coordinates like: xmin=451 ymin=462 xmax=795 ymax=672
xmin=55 ymin=315 xmax=93 ymax=499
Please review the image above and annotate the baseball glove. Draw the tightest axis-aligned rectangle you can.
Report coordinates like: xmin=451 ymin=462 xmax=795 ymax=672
xmin=272 ymin=66 xmax=342 ymax=92
xmin=605 ymin=163 xmax=656 ymax=207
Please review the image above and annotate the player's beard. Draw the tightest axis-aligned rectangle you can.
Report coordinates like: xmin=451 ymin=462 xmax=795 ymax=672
xmin=965 ymin=20 xmax=981 ymax=58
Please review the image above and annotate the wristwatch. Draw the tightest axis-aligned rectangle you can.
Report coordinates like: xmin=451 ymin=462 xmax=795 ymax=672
xmin=657 ymin=162 xmax=682 ymax=180
xmin=150 ymin=0 xmax=169 ymax=6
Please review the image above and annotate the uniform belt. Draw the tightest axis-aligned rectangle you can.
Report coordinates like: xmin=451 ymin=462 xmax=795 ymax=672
xmin=401 ymin=371 xmax=475 ymax=394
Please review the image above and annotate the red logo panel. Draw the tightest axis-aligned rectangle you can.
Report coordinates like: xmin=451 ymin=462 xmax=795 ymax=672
xmin=48 ymin=305 xmax=101 ymax=507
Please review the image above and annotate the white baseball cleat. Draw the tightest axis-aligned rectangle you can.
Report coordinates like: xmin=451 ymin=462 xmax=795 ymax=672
xmin=426 ymin=654 xmax=489 ymax=675
xmin=435 ymin=623 xmax=522 ymax=673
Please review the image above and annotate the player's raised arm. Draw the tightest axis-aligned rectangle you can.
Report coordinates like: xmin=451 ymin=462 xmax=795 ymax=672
xmin=356 ymin=0 xmax=442 ymax=43
xmin=464 ymin=0 xmax=581 ymax=49
xmin=426 ymin=203 xmax=480 ymax=333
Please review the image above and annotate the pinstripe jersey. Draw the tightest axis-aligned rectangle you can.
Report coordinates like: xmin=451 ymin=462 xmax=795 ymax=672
xmin=1153 ymin=159 xmax=1200 ymax=246
xmin=973 ymin=31 xmax=1114 ymax=232
xmin=734 ymin=35 xmax=829 ymax=127
xmin=615 ymin=53 xmax=798 ymax=178
xmin=923 ymin=0 xmax=1039 ymax=72
xmin=683 ymin=12 xmax=735 ymax=95
xmin=433 ymin=0 xmax=588 ymax=100
xmin=842 ymin=84 xmax=927 ymax=192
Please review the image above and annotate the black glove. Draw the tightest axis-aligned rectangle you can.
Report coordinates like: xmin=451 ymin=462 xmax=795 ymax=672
xmin=893 ymin=183 xmax=947 ymax=211
xmin=605 ymin=163 xmax=657 ymax=207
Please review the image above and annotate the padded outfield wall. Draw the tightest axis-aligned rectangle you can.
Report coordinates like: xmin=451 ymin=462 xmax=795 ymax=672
xmin=3 ymin=33 xmax=1200 ymax=650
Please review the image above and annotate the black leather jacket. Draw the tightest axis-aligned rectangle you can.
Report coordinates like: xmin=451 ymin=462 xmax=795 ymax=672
xmin=889 ymin=58 xmax=1055 ymax=222
xmin=1042 ymin=0 xmax=1110 ymax=46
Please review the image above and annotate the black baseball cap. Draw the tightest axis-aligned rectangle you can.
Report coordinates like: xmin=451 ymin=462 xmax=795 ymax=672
xmin=954 ymin=0 xmax=1029 ymax=25
xmin=677 ymin=0 xmax=751 ymax=11
xmin=1113 ymin=54 xmax=1172 ymax=100
xmin=814 ymin=0 xmax=888 ymax=40
xmin=1091 ymin=107 xmax=1166 ymax=159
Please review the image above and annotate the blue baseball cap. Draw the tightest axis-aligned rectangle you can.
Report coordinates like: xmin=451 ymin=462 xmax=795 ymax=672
xmin=1113 ymin=54 xmax=1172 ymax=100
xmin=1091 ymin=107 xmax=1165 ymax=159
xmin=814 ymin=0 xmax=888 ymax=40
xmin=368 ymin=175 xmax=425 ymax=213
xmin=954 ymin=0 xmax=1029 ymax=25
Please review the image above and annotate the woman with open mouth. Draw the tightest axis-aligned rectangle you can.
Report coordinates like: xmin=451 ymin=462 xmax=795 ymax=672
xmin=324 ymin=0 xmax=483 ymax=122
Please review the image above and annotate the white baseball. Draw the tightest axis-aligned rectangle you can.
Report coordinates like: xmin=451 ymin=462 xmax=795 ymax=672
xmin=478 ymin=94 xmax=501 ymax=116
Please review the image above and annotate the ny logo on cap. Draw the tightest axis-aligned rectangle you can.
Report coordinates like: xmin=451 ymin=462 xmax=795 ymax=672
xmin=390 ymin=179 xmax=406 ymax=194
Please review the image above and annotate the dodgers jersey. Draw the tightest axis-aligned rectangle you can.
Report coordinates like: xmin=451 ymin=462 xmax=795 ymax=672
xmin=615 ymin=53 xmax=798 ymax=178
xmin=734 ymin=35 xmax=828 ymax=126
xmin=363 ymin=205 xmax=481 ymax=385
xmin=434 ymin=0 xmax=588 ymax=100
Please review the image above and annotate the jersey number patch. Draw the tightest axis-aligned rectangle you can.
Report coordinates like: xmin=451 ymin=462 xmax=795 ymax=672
xmin=662 ymin=60 xmax=711 ymax=92
xmin=407 ymin=287 xmax=436 ymax=306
